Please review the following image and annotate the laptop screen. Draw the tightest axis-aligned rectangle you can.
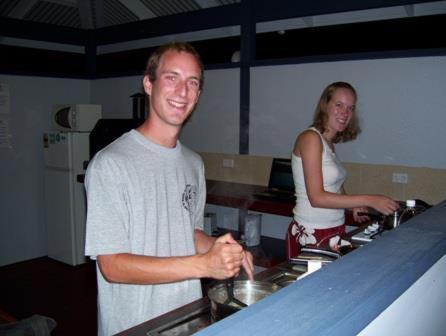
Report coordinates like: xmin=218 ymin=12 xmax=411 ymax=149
xmin=268 ymin=158 xmax=295 ymax=192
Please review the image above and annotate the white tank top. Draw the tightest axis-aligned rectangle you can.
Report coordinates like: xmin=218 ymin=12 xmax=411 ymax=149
xmin=292 ymin=127 xmax=347 ymax=229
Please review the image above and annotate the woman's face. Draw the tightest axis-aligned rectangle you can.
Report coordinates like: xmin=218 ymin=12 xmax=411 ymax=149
xmin=324 ymin=87 xmax=356 ymax=139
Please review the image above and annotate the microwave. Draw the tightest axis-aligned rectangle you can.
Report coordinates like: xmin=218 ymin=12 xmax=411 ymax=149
xmin=52 ymin=104 xmax=102 ymax=132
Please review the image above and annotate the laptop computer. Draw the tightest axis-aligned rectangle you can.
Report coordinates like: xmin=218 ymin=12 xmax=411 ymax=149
xmin=255 ymin=158 xmax=295 ymax=201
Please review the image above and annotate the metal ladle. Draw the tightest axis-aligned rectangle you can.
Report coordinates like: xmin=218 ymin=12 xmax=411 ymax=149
xmin=224 ymin=278 xmax=247 ymax=308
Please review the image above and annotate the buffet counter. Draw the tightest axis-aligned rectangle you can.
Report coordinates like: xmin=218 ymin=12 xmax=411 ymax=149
xmin=114 ymin=198 xmax=446 ymax=336
xmin=195 ymin=200 xmax=446 ymax=336
xmin=115 ymin=260 xmax=304 ymax=336
xmin=116 ymin=200 xmax=446 ymax=335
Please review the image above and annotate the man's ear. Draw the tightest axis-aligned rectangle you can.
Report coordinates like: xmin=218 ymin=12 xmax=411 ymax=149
xmin=143 ymin=75 xmax=152 ymax=96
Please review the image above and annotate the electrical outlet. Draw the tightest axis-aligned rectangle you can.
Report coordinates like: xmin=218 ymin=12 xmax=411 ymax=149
xmin=222 ymin=159 xmax=234 ymax=168
xmin=392 ymin=173 xmax=408 ymax=184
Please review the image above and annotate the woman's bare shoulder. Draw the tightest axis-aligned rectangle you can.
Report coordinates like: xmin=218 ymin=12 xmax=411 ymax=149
xmin=294 ymin=128 xmax=322 ymax=155
xmin=298 ymin=128 xmax=321 ymax=143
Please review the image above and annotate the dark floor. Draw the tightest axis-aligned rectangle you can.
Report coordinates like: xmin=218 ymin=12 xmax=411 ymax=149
xmin=0 ymin=257 xmax=97 ymax=336
xmin=0 ymin=237 xmax=286 ymax=336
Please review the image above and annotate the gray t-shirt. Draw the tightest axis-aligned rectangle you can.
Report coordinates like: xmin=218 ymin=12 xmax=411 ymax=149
xmin=85 ymin=129 xmax=205 ymax=336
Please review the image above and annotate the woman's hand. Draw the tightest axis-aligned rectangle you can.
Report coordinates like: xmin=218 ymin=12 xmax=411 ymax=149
xmin=369 ymin=196 xmax=400 ymax=215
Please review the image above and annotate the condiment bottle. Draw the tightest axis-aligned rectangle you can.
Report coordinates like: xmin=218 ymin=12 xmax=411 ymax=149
xmin=398 ymin=199 xmax=418 ymax=225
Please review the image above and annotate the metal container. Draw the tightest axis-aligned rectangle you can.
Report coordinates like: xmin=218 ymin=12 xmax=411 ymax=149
xmin=244 ymin=214 xmax=262 ymax=246
xmin=384 ymin=199 xmax=430 ymax=229
xmin=360 ymin=199 xmax=431 ymax=231
xmin=207 ymin=280 xmax=280 ymax=321
xmin=382 ymin=209 xmax=403 ymax=230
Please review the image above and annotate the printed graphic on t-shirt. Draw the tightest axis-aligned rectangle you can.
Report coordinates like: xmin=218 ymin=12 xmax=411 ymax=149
xmin=182 ymin=184 xmax=197 ymax=212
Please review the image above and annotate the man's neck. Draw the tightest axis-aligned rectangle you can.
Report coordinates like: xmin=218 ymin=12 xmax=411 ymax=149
xmin=136 ymin=118 xmax=180 ymax=148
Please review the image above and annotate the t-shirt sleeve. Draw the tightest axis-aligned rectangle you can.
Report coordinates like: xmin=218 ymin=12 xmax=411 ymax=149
xmin=84 ymin=153 xmax=131 ymax=259
xmin=194 ymin=159 xmax=206 ymax=231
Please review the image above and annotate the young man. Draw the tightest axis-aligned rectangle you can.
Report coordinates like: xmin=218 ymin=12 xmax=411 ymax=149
xmin=85 ymin=42 xmax=254 ymax=336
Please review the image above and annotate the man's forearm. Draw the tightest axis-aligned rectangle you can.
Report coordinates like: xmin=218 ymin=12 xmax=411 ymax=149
xmin=97 ymin=253 xmax=207 ymax=285
xmin=194 ymin=229 xmax=216 ymax=254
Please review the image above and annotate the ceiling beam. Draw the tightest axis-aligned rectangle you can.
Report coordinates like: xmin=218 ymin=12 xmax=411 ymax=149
xmin=94 ymin=0 xmax=446 ymax=45
xmin=1 ymin=0 xmax=443 ymax=46
xmin=0 ymin=17 xmax=88 ymax=45
xmin=193 ymin=0 xmax=222 ymax=8
xmin=45 ymin=0 xmax=77 ymax=6
xmin=254 ymin=0 xmax=445 ymax=22
xmin=302 ymin=17 xmax=314 ymax=27
xmin=93 ymin=0 xmax=105 ymax=28
xmin=405 ymin=4 xmax=415 ymax=16
xmin=78 ymin=0 xmax=94 ymax=29
xmin=93 ymin=3 xmax=241 ymax=45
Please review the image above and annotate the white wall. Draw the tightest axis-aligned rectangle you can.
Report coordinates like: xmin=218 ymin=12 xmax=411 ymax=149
xmin=181 ymin=68 xmax=240 ymax=154
xmin=90 ymin=69 xmax=241 ymax=153
xmin=0 ymin=75 xmax=90 ymax=266
xmin=0 ymin=69 xmax=240 ymax=266
xmin=2 ymin=55 xmax=446 ymax=265
xmin=251 ymin=56 xmax=446 ymax=169
xmin=210 ymin=56 xmax=446 ymax=239
xmin=91 ymin=56 xmax=446 ymax=168
xmin=358 ymin=254 xmax=446 ymax=336
xmin=90 ymin=76 xmax=141 ymax=119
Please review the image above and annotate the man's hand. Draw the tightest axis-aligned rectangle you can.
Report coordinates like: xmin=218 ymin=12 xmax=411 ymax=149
xmin=202 ymin=233 xmax=253 ymax=280
xmin=241 ymin=249 xmax=254 ymax=281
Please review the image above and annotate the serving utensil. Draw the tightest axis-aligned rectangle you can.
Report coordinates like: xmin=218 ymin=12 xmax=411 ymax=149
xmin=223 ymin=278 xmax=247 ymax=308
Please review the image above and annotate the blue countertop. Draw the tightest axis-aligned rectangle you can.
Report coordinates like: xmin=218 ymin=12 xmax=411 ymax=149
xmin=196 ymin=200 xmax=446 ymax=336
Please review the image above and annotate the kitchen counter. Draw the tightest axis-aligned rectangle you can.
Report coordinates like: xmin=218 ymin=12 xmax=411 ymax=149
xmin=195 ymin=200 xmax=446 ymax=336
xmin=113 ymin=223 xmax=376 ymax=335
xmin=206 ymin=179 xmax=295 ymax=217
xmin=117 ymin=200 xmax=446 ymax=335
xmin=76 ymin=176 xmax=296 ymax=217
xmin=115 ymin=260 xmax=304 ymax=336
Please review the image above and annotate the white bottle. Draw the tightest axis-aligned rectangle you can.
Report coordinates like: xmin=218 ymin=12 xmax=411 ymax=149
xmin=399 ymin=199 xmax=417 ymax=225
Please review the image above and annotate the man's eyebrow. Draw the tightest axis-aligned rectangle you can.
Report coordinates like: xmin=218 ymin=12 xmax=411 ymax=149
xmin=189 ymin=75 xmax=201 ymax=82
xmin=161 ymin=70 xmax=200 ymax=81
xmin=160 ymin=70 xmax=179 ymax=76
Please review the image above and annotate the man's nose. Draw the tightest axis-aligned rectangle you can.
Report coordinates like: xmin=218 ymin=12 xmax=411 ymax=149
xmin=175 ymin=80 xmax=187 ymax=96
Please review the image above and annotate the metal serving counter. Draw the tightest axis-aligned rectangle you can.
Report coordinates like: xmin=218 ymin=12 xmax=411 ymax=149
xmin=116 ymin=262 xmax=307 ymax=336
xmin=116 ymin=200 xmax=444 ymax=336
xmin=195 ymin=200 xmax=446 ymax=336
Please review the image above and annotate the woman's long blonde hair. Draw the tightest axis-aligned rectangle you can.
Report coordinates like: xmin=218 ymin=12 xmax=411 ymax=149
xmin=312 ymin=81 xmax=361 ymax=143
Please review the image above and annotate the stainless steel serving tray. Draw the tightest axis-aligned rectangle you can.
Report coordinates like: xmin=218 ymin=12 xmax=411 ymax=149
xmin=140 ymin=262 xmax=306 ymax=336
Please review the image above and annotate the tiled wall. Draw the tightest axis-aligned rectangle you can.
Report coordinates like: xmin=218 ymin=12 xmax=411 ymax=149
xmin=200 ymin=152 xmax=446 ymax=205
xmin=343 ymin=163 xmax=446 ymax=206
xmin=200 ymin=152 xmax=272 ymax=186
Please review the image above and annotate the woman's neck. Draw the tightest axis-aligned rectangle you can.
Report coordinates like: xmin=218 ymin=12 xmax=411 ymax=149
xmin=322 ymin=129 xmax=335 ymax=143
xmin=322 ymin=130 xmax=336 ymax=150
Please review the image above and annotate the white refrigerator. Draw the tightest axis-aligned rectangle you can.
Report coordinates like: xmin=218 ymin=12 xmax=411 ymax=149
xmin=43 ymin=131 xmax=89 ymax=266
